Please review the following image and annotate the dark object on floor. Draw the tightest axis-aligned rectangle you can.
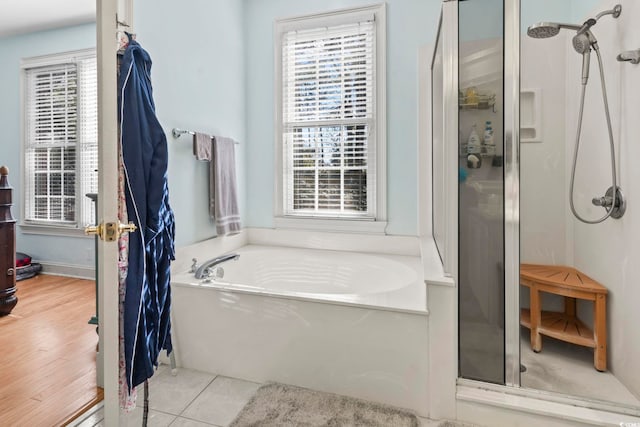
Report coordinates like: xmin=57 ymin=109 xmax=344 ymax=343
xmin=0 ymin=166 xmax=18 ymax=315
xmin=520 ymin=364 xmax=527 ymax=373
xmin=16 ymin=263 xmax=42 ymax=282
xmin=229 ymin=383 xmax=419 ymax=427
xmin=16 ymin=252 xmax=32 ymax=268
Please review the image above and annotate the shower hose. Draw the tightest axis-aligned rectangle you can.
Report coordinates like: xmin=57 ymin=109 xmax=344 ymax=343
xmin=569 ymin=45 xmax=618 ymax=224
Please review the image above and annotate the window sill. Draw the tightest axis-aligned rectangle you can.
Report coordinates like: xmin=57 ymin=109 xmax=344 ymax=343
xmin=274 ymin=216 xmax=387 ymax=234
xmin=20 ymin=223 xmax=92 ymax=238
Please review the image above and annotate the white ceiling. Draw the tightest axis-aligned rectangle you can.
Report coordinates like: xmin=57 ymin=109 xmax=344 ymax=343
xmin=0 ymin=0 xmax=95 ymax=38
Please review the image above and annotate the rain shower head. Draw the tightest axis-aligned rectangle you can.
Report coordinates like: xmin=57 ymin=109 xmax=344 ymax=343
xmin=527 ymin=4 xmax=622 ymax=40
xmin=527 ymin=23 xmax=560 ymax=38
xmin=527 ymin=22 xmax=581 ymax=39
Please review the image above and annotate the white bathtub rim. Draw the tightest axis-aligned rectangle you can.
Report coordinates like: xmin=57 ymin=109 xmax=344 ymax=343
xmin=247 ymin=227 xmax=421 ymax=256
xmin=171 ymin=279 xmax=429 ymax=316
xmin=173 ymin=243 xmax=428 ymax=315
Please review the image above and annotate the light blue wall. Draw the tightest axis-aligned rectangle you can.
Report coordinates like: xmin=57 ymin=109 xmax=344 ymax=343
xmin=134 ymin=0 xmax=584 ymax=240
xmin=460 ymin=0 xmax=503 ymax=42
xmin=572 ymin=0 xmax=604 ymax=21
xmin=135 ymin=0 xmax=246 ymax=246
xmin=521 ymin=0 xmax=572 ymax=31
xmin=244 ymin=0 xmax=437 ymax=235
xmin=0 ymin=23 xmax=96 ymax=267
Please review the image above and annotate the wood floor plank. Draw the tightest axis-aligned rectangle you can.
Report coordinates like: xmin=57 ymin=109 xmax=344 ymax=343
xmin=0 ymin=274 xmax=102 ymax=426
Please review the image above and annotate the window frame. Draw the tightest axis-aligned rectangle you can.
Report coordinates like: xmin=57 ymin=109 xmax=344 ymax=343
xmin=20 ymin=48 xmax=97 ymax=238
xmin=274 ymin=4 xmax=387 ymax=234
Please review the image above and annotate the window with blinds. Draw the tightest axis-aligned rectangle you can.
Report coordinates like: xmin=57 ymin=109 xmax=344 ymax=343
xmin=23 ymin=53 xmax=97 ymax=228
xmin=281 ymin=15 xmax=377 ymax=218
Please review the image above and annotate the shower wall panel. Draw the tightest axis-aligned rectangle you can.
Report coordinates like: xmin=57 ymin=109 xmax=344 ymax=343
xmin=566 ymin=0 xmax=640 ymax=400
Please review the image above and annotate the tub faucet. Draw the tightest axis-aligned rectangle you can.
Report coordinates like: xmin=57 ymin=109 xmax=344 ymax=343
xmin=194 ymin=253 xmax=240 ymax=279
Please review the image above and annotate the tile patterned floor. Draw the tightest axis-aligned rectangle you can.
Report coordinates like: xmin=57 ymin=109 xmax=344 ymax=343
xmin=75 ymin=365 xmax=438 ymax=426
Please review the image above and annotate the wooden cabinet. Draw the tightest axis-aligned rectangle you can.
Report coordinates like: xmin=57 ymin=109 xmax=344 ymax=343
xmin=0 ymin=166 xmax=17 ymax=315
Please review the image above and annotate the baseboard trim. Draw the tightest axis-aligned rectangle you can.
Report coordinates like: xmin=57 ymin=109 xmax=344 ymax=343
xmin=38 ymin=261 xmax=95 ymax=280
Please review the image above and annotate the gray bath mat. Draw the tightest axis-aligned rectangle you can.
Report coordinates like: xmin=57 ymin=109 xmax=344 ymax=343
xmin=438 ymin=422 xmax=482 ymax=427
xmin=228 ymin=383 xmax=419 ymax=427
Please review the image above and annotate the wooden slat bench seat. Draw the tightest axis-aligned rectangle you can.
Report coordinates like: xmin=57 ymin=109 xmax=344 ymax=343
xmin=520 ymin=263 xmax=608 ymax=371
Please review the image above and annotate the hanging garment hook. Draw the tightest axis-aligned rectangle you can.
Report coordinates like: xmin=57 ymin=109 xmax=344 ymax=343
xmin=617 ymin=49 xmax=640 ymax=64
xmin=116 ymin=13 xmax=130 ymax=28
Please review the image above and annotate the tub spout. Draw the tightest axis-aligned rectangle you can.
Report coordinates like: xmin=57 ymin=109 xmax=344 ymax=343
xmin=194 ymin=253 xmax=240 ymax=279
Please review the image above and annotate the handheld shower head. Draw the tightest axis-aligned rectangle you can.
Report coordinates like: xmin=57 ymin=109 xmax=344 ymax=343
xmin=572 ymin=33 xmax=592 ymax=54
xmin=573 ymin=33 xmax=592 ymax=85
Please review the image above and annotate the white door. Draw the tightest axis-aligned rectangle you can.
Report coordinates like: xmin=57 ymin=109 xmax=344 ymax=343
xmin=95 ymin=0 xmax=133 ymax=424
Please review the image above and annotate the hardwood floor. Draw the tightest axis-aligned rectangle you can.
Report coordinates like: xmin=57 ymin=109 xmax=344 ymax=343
xmin=0 ymin=274 xmax=102 ymax=427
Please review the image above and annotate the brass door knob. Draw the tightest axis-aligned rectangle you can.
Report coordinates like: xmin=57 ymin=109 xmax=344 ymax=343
xmin=85 ymin=221 xmax=137 ymax=241
xmin=84 ymin=223 xmax=104 ymax=238
xmin=119 ymin=222 xmax=137 ymax=235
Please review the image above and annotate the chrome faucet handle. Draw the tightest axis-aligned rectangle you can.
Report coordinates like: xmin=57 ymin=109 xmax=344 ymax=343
xmin=189 ymin=258 xmax=198 ymax=273
xmin=201 ymin=267 xmax=224 ymax=283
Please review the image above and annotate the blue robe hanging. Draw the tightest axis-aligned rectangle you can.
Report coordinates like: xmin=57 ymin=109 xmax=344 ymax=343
xmin=118 ymin=39 xmax=175 ymax=390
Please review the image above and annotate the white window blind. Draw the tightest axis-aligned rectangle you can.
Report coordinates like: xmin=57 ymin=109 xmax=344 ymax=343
xmin=24 ymin=54 xmax=98 ymax=227
xmin=282 ymin=18 xmax=376 ymax=218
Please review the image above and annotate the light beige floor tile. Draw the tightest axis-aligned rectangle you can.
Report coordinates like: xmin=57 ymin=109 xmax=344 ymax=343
xmin=147 ymin=366 xmax=216 ymax=415
xmin=181 ymin=376 xmax=260 ymax=426
xmin=419 ymin=416 xmax=442 ymax=426
xmin=170 ymin=417 xmax=219 ymax=427
xmin=94 ymin=408 xmax=176 ymax=427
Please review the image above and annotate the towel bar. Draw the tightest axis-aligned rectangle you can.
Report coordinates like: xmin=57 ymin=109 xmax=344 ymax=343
xmin=171 ymin=128 xmax=240 ymax=144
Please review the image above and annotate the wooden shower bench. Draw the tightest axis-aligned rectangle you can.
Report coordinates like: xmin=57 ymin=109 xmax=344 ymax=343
xmin=520 ymin=264 xmax=608 ymax=371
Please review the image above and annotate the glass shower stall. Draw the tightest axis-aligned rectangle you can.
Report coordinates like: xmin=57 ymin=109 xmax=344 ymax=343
xmin=432 ymin=0 xmax=640 ymax=416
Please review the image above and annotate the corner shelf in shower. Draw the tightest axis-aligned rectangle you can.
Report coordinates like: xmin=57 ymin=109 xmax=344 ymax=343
xmin=459 ymin=93 xmax=496 ymax=111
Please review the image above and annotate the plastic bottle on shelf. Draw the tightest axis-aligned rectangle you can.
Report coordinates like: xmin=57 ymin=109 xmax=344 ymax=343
xmin=466 ymin=124 xmax=482 ymax=168
xmin=482 ymin=121 xmax=495 ymax=157
xmin=467 ymin=124 xmax=481 ymax=155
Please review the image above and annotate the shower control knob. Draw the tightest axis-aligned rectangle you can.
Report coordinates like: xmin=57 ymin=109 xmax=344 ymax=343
xmin=591 ymin=186 xmax=626 ymax=219
xmin=592 ymin=196 xmax=612 ymax=207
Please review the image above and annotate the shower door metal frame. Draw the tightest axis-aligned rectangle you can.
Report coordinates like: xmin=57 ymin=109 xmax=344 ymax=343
xmin=503 ymin=0 xmax=521 ymax=388
xmin=448 ymin=0 xmax=521 ymax=388
xmin=441 ymin=0 xmax=459 ymax=280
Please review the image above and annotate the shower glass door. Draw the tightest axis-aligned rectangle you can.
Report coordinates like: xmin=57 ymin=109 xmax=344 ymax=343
xmin=458 ymin=0 xmax=506 ymax=384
